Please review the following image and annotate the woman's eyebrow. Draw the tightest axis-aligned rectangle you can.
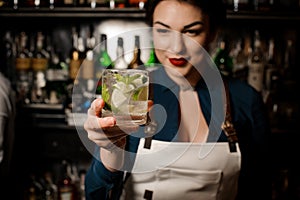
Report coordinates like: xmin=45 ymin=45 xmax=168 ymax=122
xmin=184 ymin=21 xmax=204 ymax=29
xmin=153 ymin=21 xmax=170 ymax=28
xmin=153 ymin=21 xmax=204 ymax=29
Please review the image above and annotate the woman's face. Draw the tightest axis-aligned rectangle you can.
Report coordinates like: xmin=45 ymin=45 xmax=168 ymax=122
xmin=152 ymin=0 xmax=214 ymax=85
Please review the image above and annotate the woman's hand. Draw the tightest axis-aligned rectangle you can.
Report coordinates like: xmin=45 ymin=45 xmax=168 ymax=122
xmin=84 ymin=98 xmax=139 ymax=171
xmin=84 ymin=98 xmax=154 ymax=171
xmin=84 ymin=98 xmax=138 ymax=151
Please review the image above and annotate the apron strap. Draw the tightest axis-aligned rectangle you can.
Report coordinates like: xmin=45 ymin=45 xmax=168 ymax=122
xmin=143 ymin=190 xmax=153 ymax=200
xmin=222 ymin=79 xmax=239 ymax=153
xmin=143 ymin=81 xmax=155 ymax=149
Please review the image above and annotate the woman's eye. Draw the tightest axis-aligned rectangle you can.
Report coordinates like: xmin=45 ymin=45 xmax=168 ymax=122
xmin=156 ymin=28 xmax=170 ymax=34
xmin=184 ymin=29 xmax=201 ymax=36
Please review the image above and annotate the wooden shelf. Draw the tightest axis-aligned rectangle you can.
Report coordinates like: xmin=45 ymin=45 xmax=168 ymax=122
xmin=0 ymin=7 xmax=146 ymax=18
xmin=1 ymin=7 xmax=300 ymax=21
xmin=226 ymin=10 xmax=300 ymax=21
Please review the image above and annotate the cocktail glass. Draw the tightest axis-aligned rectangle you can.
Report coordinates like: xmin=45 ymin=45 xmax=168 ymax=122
xmin=101 ymin=69 xmax=149 ymax=125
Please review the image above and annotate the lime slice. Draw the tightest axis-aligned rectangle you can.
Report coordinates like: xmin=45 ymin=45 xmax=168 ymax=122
xmin=113 ymin=81 xmax=126 ymax=90
xmin=132 ymin=86 xmax=148 ymax=101
xmin=132 ymin=77 xmax=144 ymax=88
xmin=114 ymin=82 xmax=135 ymax=93
xmin=137 ymin=86 xmax=148 ymax=100
xmin=111 ymin=89 xmax=127 ymax=108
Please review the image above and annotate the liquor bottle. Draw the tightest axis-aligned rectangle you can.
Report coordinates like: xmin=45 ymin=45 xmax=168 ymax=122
xmin=88 ymin=0 xmax=108 ymax=8
xmin=233 ymin=0 xmax=251 ymax=11
xmin=114 ymin=37 xmax=128 ymax=69
xmin=24 ymin=173 xmax=44 ymax=200
xmin=15 ymin=31 xmax=32 ymax=104
xmin=12 ymin=0 xmax=18 ymax=9
xmin=95 ymin=33 xmax=113 ymax=95
xmin=112 ymin=0 xmax=127 ymax=8
xmin=231 ymin=38 xmax=248 ymax=82
xmin=247 ymin=30 xmax=265 ymax=92
xmin=264 ymin=38 xmax=279 ymax=92
xmin=263 ymin=38 xmax=280 ymax=128
xmin=145 ymin=45 xmax=158 ymax=71
xmin=64 ymin=0 xmax=79 ymax=6
xmin=79 ymin=26 xmax=97 ymax=112
xmin=69 ymin=27 xmax=81 ymax=81
xmin=282 ymin=39 xmax=296 ymax=81
xmin=254 ymin=0 xmax=274 ymax=11
xmin=77 ymin=35 xmax=86 ymax=61
xmin=42 ymin=171 xmax=58 ymax=200
xmin=57 ymin=160 xmax=77 ymax=200
xmin=128 ymin=35 xmax=145 ymax=70
xmin=31 ymin=31 xmax=49 ymax=103
xmin=213 ymin=38 xmax=233 ymax=77
xmin=46 ymin=47 xmax=68 ymax=105
xmin=128 ymin=0 xmax=147 ymax=9
xmin=1 ymin=31 xmax=16 ymax=83
xmin=81 ymin=25 xmax=95 ymax=80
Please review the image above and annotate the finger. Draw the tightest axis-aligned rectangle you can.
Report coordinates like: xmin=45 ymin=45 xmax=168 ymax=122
xmin=99 ymin=117 xmax=116 ymax=129
xmin=91 ymin=98 xmax=105 ymax=117
xmin=148 ymin=100 xmax=154 ymax=112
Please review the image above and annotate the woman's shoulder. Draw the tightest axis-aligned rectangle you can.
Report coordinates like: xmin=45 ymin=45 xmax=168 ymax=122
xmin=226 ymin=77 xmax=264 ymax=106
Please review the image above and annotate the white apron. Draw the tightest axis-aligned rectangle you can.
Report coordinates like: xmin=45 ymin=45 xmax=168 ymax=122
xmin=120 ymin=138 xmax=241 ymax=200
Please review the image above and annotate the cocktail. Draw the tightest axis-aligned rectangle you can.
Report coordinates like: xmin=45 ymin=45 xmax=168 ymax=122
xmin=101 ymin=69 xmax=149 ymax=125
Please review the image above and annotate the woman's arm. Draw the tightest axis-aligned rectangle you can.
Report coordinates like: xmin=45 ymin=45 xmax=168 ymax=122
xmin=83 ymin=98 xmax=138 ymax=199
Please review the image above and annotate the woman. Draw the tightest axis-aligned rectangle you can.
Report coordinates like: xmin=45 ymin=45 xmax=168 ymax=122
xmin=83 ymin=0 xmax=270 ymax=199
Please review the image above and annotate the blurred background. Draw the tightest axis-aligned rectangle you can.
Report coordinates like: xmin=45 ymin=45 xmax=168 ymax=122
xmin=0 ymin=0 xmax=299 ymax=199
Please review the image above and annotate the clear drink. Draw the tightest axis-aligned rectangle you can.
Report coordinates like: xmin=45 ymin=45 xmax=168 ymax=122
xmin=102 ymin=69 xmax=149 ymax=125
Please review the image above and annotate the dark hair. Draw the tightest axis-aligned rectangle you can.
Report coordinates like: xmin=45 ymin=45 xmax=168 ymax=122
xmin=146 ymin=0 xmax=227 ymax=33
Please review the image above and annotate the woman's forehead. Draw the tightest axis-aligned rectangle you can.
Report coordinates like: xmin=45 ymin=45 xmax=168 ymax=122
xmin=153 ymin=1 xmax=204 ymax=25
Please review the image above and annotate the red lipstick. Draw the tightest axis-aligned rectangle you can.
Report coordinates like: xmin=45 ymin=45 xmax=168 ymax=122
xmin=169 ymin=58 xmax=188 ymax=66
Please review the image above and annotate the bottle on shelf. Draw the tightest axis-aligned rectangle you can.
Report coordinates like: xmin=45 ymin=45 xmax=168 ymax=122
xmin=69 ymin=27 xmax=82 ymax=82
xmin=15 ymin=31 xmax=32 ymax=104
xmin=42 ymin=171 xmax=58 ymax=200
xmin=81 ymin=25 xmax=95 ymax=81
xmin=247 ymin=30 xmax=265 ymax=92
xmin=57 ymin=160 xmax=78 ymax=200
xmin=1 ymin=31 xmax=16 ymax=84
xmin=24 ymin=173 xmax=44 ymax=200
xmin=77 ymin=35 xmax=86 ymax=61
xmin=213 ymin=38 xmax=233 ymax=77
xmin=95 ymin=33 xmax=113 ymax=72
xmin=282 ymin=39 xmax=296 ymax=82
xmin=264 ymin=38 xmax=279 ymax=93
xmin=128 ymin=35 xmax=145 ymax=70
xmin=232 ymin=0 xmax=251 ymax=12
xmin=108 ymin=0 xmax=127 ymax=8
xmin=88 ymin=0 xmax=109 ymax=8
xmin=263 ymin=38 xmax=281 ymax=128
xmin=95 ymin=33 xmax=113 ymax=95
xmin=46 ymin=47 xmax=69 ymax=105
xmin=74 ymin=25 xmax=97 ymax=112
xmin=254 ymin=0 xmax=274 ymax=11
xmin=31 ymin=31 xmax=49 ymax=104
xmin=114 ymin=37 xmax=128 ymax=69
xmin=145 ymin=46 xmax=159 ymax=71
xmin=128 ymin=0 xmax=147 ymax=9
xmin=63 ymin=0 xmax=80 ymax=7
xmin=231 ymin=37 xmax=249 ymax=82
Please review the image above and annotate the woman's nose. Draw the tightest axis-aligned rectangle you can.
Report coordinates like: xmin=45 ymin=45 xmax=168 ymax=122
xmin=169 ymin=32 xmax=186 ymax=55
